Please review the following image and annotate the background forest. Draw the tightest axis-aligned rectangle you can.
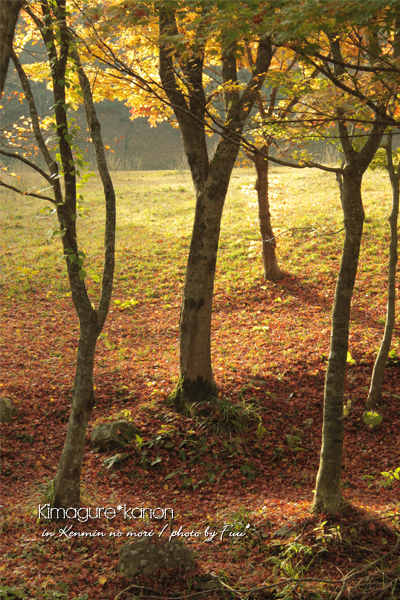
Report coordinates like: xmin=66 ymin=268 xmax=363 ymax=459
xmin=0 ymin=1 xmax=399 ymax=599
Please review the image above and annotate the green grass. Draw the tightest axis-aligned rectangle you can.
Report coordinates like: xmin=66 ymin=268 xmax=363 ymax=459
xmin=0 ymin=165 xmax=395 ymax=358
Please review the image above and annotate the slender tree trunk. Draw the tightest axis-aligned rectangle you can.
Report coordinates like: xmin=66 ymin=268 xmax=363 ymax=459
xmin=367 ymin=137 xmax=399 ymax=409
xmin=9 ymin=2 xmax=116 ymax=514
xmin=313 ymin=167 xmax=364 ymax=514
xmin=251 ymin=147 xmax=284 ymax=281
xmin=53 ymin=323 xmax=98 ymax=508
xmin=312 ymin=35 xmax=387 ymax=513
xmin=51 ymin=55 xmax=116 ymax=510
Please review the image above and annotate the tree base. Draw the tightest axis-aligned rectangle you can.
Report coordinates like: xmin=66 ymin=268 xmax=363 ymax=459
xmin=264 ymin=264 xmax=285 ymax=281
xmin=311 ymin=492 xmax=345 ymax=515
xmin=365 ymin=390 xmax=381 ymax=410
xmin=168 ymin=375 xmax=217 ymax=417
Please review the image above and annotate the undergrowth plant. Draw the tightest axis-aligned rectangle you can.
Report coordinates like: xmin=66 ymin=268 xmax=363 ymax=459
xmin=193 ymin=396 xmax=261 ymax=435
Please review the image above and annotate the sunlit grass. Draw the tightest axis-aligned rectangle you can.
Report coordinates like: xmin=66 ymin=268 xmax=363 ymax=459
xmin=0 ymin=165 xmax=395 ymax=360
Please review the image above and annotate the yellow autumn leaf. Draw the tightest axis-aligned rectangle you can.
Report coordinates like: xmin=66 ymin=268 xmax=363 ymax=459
xmin=99 ymin=576 xmax=107 ymax=585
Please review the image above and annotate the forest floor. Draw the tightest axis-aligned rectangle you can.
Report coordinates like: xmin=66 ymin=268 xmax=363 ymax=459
xmin=0 ymin=167 xmax=399 ymax=600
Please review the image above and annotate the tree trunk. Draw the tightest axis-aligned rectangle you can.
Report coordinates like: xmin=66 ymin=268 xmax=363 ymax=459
xmin=53 ymin=323 xmax=98 ymax=508
xmin=312 ymin=35 xmax=387 ymax=513
xmin=51 ymin=54 xmax=116 ymax=510
xmin=158 ymin=6 xmax=274 ymax=415
xmin=252 ymin=147 xmax=284 ymax=281
xmin=170 ymin=142 xmax=242 ymax=413
xmin=366 ymin=137 xmax=399 ymax=409
xmin=8 ymin=1 xmax=116 ymax=515
xmin=312 ymin=167 xmax=364 ymax=514
xmin=0 ymin=0 xmax=24 ymax=96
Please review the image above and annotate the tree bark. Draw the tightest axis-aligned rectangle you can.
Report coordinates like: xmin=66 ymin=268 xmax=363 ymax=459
xmin=250 ymin=146 xmax=284 ymax=281
xmin=171 ymin=139 xmax=246 ymax=412
xmin=0 ymin=0 xmax=24 ymax=96
xmin=366 ymin=135 xmax=399 ymax=409
xmin=53 ymin=323 xmax=97 ymax=507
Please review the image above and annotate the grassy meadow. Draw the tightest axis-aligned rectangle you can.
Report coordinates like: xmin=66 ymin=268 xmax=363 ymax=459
xmin=1 ymin=165 xmax=399 ymax=599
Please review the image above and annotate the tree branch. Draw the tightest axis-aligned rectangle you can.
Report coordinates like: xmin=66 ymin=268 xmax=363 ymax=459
xmin=0 ymin=180 xmax=56 ymax=203
xmin=0 ymin=149 xmax=53 ymax=182
xmin=10 ymin=48 xmax=60 ymax=188
xmin=73 ymin=51 xmax=116 ymax=329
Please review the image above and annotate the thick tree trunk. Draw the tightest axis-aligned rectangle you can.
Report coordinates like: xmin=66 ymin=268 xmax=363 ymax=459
xmin=252 ymin=148 xmax=284 ymax=281
xmin=0 ymin=0 xmax=24 ymax=96
xmin=367 ymin=139 xmax=399 ymax=409
xmin=53 ymin=324 xmax=98 ymax=508
xmin=312 ymin=168 xmax=364 ymax=514
xmin=170 ymin=142 xmax=241 ymax=413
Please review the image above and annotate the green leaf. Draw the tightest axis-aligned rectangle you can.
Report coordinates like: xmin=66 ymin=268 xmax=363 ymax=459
xmin=363 ymin=411 xmax=383 ymax=428
xmin=347 ymin=351 xmax=356 ymax=365
xmin=64 ymin=134 xmax=73 ymax=143
xmin=76 ymin=258 xmax=84 ymax=267
xmin=78 ymin=269 xmax=87 ymax=280
xmin=256 ymin=423 xmax=266 ymax=439
xmin=70 ymin=213 xmax=77 ymax=221
xmin=165 ymin=470 xmax=180 ymax=480
xmin=68 ymin=253 xmax=76 ymax=263
xmin=104 ymin=338 xmax=115 ymax=350
xmin=57 ymin=79 xmax=65 ymax=86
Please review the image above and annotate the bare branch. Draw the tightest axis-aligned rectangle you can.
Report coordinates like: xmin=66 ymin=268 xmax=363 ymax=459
xmin=10 ymin=48 xmax=61 ymax=198
xmin=0 ymin=149 xmax=52 ymax=182
xmin=0 ymin=180 xmax=56 ymax=203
